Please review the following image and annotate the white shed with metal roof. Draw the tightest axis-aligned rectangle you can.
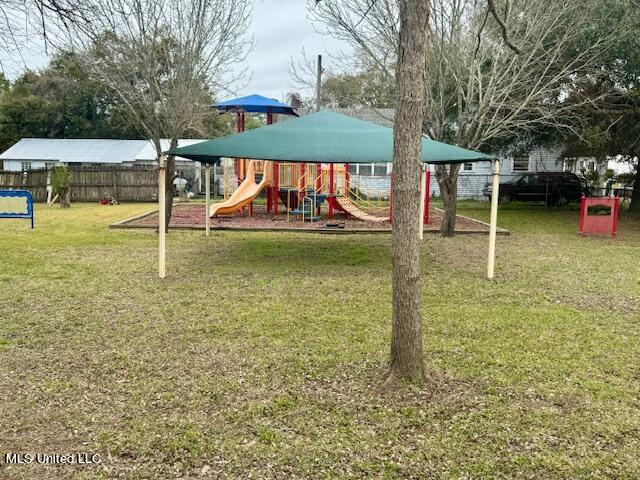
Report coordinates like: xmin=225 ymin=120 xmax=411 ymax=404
xmin=0 ymin=138 xmax=206 ymax=172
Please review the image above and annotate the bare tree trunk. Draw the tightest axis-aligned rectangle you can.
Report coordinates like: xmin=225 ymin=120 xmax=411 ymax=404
xmin=164 ymin=138 xmax=179 ymax=230
xmin=386 ymin=0 xmax=429 ymax=387
xmin=435 ymin=164 xmax=460 ymax=237
xmin=629 ymin=160 xmax=640 ymax=214
xmin=60 ymin=187 xmax=71 ymax=208
xmin=164 ymin=155 xmax=175 ymax=230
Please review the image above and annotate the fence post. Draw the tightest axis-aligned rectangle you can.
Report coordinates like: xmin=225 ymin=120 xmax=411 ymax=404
xmin=112 ymin=169 xmax=119 ymax=201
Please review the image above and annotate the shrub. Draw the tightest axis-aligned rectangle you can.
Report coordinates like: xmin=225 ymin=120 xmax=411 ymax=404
xmin=51 ymin=165 xmax=72 ymax=207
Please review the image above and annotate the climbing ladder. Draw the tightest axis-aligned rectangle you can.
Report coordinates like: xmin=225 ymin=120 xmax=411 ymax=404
xmin=290 ymin=191 xmax=326 ymax=221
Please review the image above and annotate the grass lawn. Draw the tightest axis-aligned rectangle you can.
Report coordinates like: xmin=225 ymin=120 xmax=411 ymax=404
xmin=1 ymin=202 xmax=640 ymax=479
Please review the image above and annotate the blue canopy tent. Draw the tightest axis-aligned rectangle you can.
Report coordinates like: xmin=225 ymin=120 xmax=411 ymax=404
xmin=212 ymin=94 xmax=297 ymax=141
xmin=206 ymin=94 xmax=300 ymax=227
xmin=213 ymin=94 xmax=298 ymax=116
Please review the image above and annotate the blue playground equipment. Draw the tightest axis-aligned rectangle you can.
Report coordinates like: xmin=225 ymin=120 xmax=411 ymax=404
xmin=0 ymin=190 xmax=34 ymax=228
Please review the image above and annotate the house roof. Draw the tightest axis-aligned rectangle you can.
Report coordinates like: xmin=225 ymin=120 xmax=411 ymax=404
xmin=167 ymin=110 xmax=492 ymax=165
xmin=0 ymin=138 xmax=207 ymax=163
xmin=135 ymin=139 xmax=207 ymax=162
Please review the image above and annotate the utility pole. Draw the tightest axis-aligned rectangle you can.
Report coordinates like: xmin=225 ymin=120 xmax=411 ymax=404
xmin=316 ymin=54 xmax=322 ymax=112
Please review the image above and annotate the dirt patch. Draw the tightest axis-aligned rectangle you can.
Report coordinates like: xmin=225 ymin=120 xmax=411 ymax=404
xmin=113 ymin=203 xmax=501 ymax=234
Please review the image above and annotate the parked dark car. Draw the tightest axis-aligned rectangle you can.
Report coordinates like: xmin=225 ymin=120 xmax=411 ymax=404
xmin=484 ymin=172 xmax=584 ymax=205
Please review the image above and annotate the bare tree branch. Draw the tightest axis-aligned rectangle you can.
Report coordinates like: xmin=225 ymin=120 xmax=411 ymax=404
xmin=486 ymin=0 xmax=519 ymax=54
xmin=61 ymin=0 xmax=252 ymax=226
xmin=309 ymin=0 xmax=620 ymax=235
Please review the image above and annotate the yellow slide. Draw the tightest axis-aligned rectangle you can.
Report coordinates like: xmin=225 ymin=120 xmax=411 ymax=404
xmin=210 ymin=160 xmax=273 ymax=217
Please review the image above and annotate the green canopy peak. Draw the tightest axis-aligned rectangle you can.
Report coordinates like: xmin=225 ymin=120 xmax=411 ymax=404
xmin=167 ymin=110 xmax=492 ymax=165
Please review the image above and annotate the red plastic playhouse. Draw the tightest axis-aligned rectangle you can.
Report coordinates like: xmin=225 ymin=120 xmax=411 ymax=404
xmin=578 ymin=195 xmax=620 ymax=238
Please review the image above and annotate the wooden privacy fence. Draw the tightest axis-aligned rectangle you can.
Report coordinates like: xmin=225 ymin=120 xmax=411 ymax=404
xmin=0 ymin=166 xmax=158 ymax=202
xmin=0 ymin=170 xmax=48 ymax=202
xmin=70 ymin=167 xmax=157 ymax=201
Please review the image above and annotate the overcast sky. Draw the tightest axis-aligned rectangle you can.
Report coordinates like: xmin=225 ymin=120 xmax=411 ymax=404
xmin=235 ymin=0 xmax=351 ymax=101
xmin=3 ymin=0 xmax=351 ymax=104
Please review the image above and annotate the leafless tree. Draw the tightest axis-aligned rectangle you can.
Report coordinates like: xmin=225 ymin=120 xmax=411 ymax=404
xmin=287 ymin=48 xmax=320 ymax=95
xmin=0 ymin=0 xmax=90 ymax=71
xmin=310 ymin=0 xmax=617 ymax=236
xmin=386 ymin=0 xmax=428 ymax=386
xmin=67 ymin=0 xmax=252 ymax=227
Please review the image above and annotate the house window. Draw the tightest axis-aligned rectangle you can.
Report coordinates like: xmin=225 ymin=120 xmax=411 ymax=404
xmin=45 ymin=161 xmax=57 ymax=170
xmin=463 ymin=162 xmax=474 ymax=172
xmin=348 ymin=164 xmax=358 ymax=174
xmin=20 ymin=161 xmax=32 ymax=171
xmin=374 ymin=164 xmax=387 ymax=176
xmin=512 ymin=155 xmax=529 ymax=172
xmin=579 ymin=160 xmax=596 ymax=172
xmin=563 ymin=157 xmax=577 ymax=172
xmin=359 ymin=164 xmax=373 ymax=176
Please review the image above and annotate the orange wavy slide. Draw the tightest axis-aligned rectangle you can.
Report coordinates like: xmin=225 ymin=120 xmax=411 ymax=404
xmin=210 ymin=160 xmax=273 ymax=217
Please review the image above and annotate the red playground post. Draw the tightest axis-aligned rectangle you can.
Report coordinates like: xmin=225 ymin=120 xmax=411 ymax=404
xmin=423 ymin=169 xmax=431 ymax=224
xmin=329 ymin=163 xmax=335 ymax=220
xmin=316 ymin=164 xmax=322 ymax=216
xmin=300 ymin=163 xmax=306 ymax=202
xmin=236 ymin=111 xmax=245 ymax=204
xmin=579 ymin=195 xmax=619 ymax=238
xmin=273 ymin=162 xmax=280 ymax=219
xmin=266 ymin=109 xmax=274 ymax=213
xmin=344 ymin=163 xmax=350 ymax=191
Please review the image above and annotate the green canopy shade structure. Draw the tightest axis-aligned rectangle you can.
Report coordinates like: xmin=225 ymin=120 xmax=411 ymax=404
xmin=166 ymin=110 xmax=492 ymax=165
xmin=157 ymin=110 xmax=502 ymax=281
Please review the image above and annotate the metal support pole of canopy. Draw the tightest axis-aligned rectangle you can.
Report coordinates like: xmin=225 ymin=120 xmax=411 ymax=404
xmin=419 ymin=166 xmax=427 ymax=240
xmin=487 ymin=159 xmax=500 ymax=279
xmin=205 ymin=163 xmax=210 ymax=237
xmin=424 ymin=169 xmax=431 ymax=224
xmin=158 ymin=155 xmax=167 ymax=279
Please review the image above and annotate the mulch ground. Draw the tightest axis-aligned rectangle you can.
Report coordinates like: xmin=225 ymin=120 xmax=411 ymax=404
xmin=115 ymin=203 xmax=497 ymax=233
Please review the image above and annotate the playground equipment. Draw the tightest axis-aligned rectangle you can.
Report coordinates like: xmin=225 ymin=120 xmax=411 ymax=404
xmin=335 ymin=196 xmax=387 ymax=223
xmin=163 ymin=109 xmax=494 ymax=280
xmin=218 ymin=161 xmax=416 ymax=223
xmin=218 ymin=158 xmax=432 ymax=224
xmin=579 ymin=195 xmax=620 ymax=238
xmin=213 ymin=94 xmax=297 ymax=216
xmin=208 ymin=97 xmax=432 ymax=224
xmin=210 ymin=160 xmax=272 ymax=217
xmin=211 ymin=95 xmax=411 ymax=223
xmin=0 ymin=190 xmax=34 ymax=228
